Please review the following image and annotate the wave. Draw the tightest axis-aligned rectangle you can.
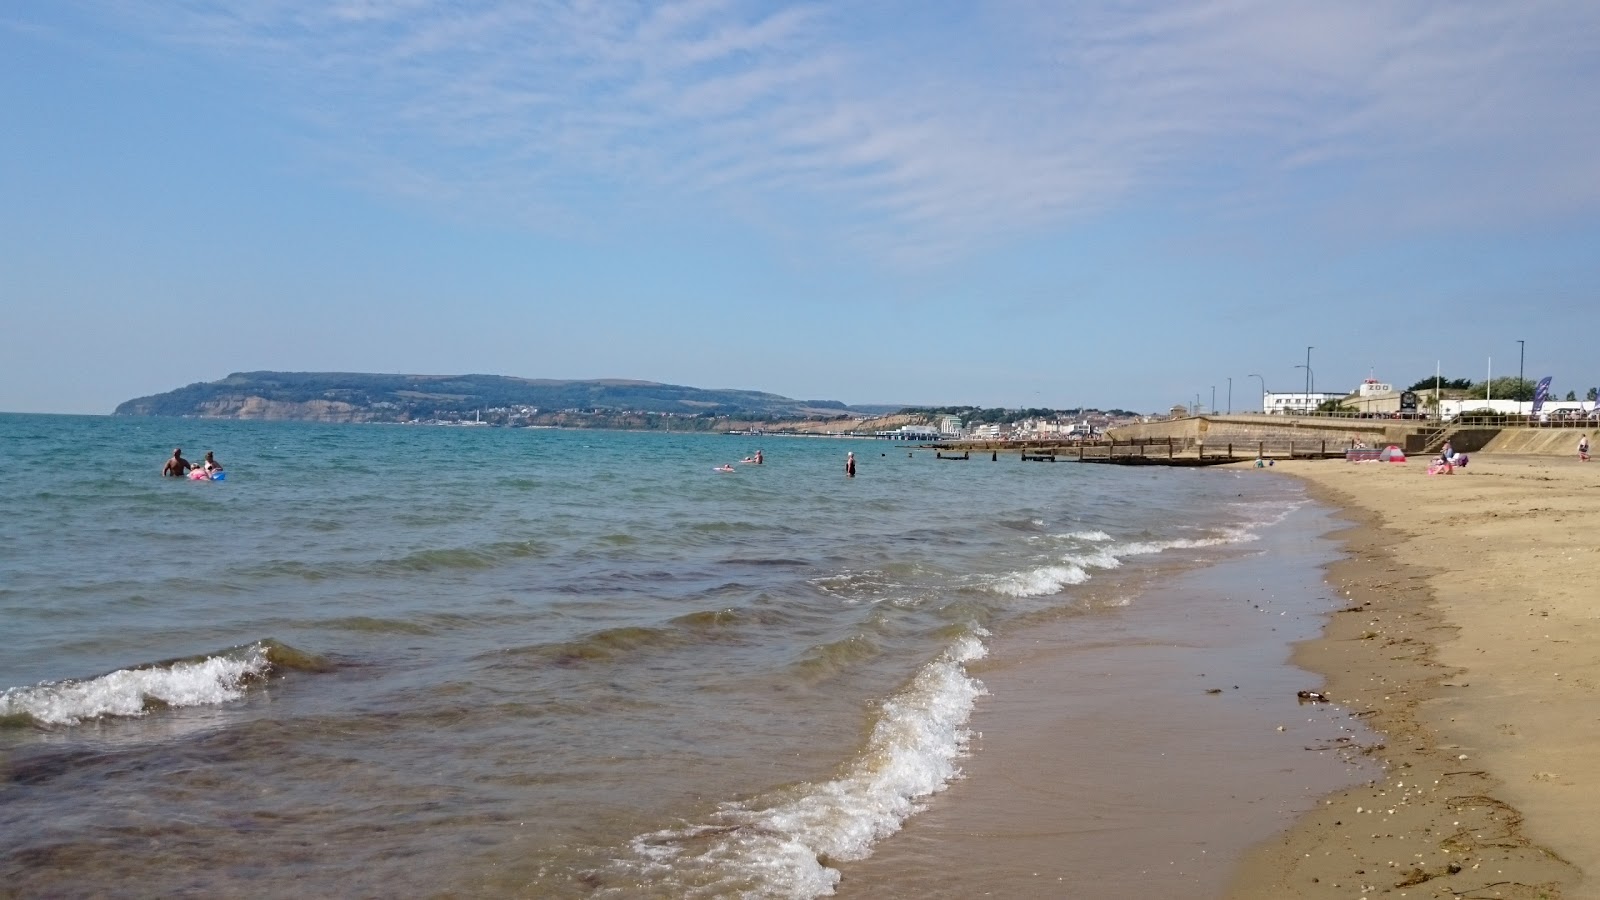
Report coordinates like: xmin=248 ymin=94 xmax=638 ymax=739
xmin=0 ymin=640 xmax=328 ymax=727
xmin=483 ymin=607 xmax=800 ymax=670
xmin=978 ymin=522 xmax=1265 ymax=599
xmin=237 ymin=540 xmax=551 ymax=581
xmin=789 ymin=633 xmax=882 ymax=681
xmin=374 ymin=540 xmax=549 ymax=574
xmin=615 ymin=632 xmax=989 ymax=897
xmin=986 ymin=563 xmax=1091 ymax=598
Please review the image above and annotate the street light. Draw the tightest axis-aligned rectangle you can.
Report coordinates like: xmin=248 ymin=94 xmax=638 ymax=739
xmin=1227 ymin=377 xmax=1232 ymax=415
xmin=1305 ymin=346 xmax=1314 ymax=398
xmin=1211 ymin=385 xmax=1216 ymax=416
xmin=1295 ymin=364 xmax=1315 ymax=414
xmin=1518 ymin=339 xmax=1526 ymax=416
xmin=1249 ymin=374 xmax=1266 ymax=413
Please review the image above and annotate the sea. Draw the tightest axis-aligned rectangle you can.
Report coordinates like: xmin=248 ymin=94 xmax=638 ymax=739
xmin=0 ymin=415 xmax=1366 ymax=898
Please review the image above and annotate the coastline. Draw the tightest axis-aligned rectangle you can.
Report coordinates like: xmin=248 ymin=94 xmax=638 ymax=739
xmin=1228 ymin=454 xmax=1598 ymax=899
xmin=833 ymin=485 xmax=1383 ymax=898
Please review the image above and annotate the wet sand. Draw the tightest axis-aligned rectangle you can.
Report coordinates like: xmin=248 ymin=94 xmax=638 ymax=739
xmin=1227 ymin=454 xmax=1598 ymax=899
xmin=835 ymin=494 xmax=1382 ymax=897
xmin=837 ymin=452 xmax=1600 ymax=899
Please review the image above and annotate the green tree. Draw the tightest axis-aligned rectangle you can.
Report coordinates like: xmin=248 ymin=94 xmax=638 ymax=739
xmin=1405 ymin=376 xmax=1473 ymax=392
xmin=1567 ymin=391 xmax=1578 ymax=401
xmin=1589 ymin=387 xmax=1599 ymax=402
xmin=1467 ymin=376 xmax=1536 ymax=401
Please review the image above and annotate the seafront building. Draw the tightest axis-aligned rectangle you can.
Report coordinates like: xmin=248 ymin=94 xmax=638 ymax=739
xmin=1258 ymin=391 xmax=1345 ymax=414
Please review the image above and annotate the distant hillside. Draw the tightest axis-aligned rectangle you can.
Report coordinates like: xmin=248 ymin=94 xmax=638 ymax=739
xmin=113 ymin=372 xmax=899 ymax=424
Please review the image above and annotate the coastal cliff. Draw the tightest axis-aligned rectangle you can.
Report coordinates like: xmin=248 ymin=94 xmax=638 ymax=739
xmin=114 ymin=371 xmax=895 ymax=427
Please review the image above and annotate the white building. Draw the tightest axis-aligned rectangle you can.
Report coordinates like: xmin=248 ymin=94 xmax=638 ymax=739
xmin=1261 ymin=391 xmax=1346 ymax=414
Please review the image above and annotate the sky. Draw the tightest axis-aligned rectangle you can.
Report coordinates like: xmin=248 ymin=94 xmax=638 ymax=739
xmin=3 ymin=1 xmax=1599 ymax=415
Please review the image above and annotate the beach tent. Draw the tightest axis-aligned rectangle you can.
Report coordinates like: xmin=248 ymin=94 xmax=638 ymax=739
xmin=1379 ymin=445 xmax=1407 ymax=463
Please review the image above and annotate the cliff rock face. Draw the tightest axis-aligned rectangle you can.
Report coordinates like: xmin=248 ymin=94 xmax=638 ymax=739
xmin=191 ymin=397 xmax=369 ymax=422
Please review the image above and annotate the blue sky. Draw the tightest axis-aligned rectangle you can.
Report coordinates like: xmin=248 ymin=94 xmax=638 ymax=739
xmin=3 ymin=1 xmax=1598 ymax=415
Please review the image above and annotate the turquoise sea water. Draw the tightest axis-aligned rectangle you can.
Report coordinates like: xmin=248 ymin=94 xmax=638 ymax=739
xmin=0 ymin=414 xmax=1316 ymax=897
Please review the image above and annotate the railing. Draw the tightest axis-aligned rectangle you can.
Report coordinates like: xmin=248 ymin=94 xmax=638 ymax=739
xmin=1206 ymin=411 xmax=1599 ymax=427
xmin=1446 ymin=414 xmax=1599 ymax=428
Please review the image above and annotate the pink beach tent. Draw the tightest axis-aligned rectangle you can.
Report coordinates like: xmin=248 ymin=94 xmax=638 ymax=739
xmin=1378 ymin=445 xmax=1407 ymax=463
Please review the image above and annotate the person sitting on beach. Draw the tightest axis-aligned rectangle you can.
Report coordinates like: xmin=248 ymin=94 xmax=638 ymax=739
xmin=162 ymin=448 xmax=191 ymax=477
xmin=201 ymin=451 xmax=223 ymax=474
xmin=1580 ymin=434 xmax=1590 ymax=462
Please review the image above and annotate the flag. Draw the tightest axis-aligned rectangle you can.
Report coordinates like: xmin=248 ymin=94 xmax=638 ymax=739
xmin=1532 ymin=376 xmax=1553 ymax=414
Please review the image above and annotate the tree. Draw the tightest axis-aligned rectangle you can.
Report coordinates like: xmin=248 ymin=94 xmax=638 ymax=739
xmin=1405 ymin=376 xmax=1473 ymax=392
xmin=1468 ymin=376 xmax=1536 ymax=401
xmin=1567 ymin=391 xmax=1578 ymax=401
xmin=1589 ymin=387 xmax=1598 ymax=402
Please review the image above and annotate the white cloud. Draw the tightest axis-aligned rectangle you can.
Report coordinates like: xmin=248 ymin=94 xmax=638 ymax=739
xmin=75 ymin=0 xmax=1600 ymax=256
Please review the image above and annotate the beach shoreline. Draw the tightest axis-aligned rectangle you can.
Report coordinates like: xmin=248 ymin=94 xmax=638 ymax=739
xmin=1228 ymin=454 xmax=1597 ymax=899
xmin=832 ymin=480 xmax=1385 ymax=898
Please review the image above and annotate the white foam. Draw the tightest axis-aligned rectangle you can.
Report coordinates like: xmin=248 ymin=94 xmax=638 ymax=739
xmin=0 ymin=647 xmax=271 ymax=726
xmin=1059 ymin=529 xmax=1113 ymax=542
xmin=986 ymin=564 xmax=1091 ymax=597
xmin=622 ymin=633 xmax=989 ymax=898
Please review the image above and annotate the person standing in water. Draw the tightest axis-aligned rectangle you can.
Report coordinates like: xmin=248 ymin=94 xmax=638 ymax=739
xmin=162 ymin=448 xmax=191 ymax=477
xmin=845 ymin=451 xmax=856 ymax=478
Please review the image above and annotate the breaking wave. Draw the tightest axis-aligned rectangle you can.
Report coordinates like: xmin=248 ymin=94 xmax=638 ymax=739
xmin=980 ymin=523 xmax=1265 ymax=598
xmin=0 ymin=640 xmax=327 ymax=727
xmin=611 ymin=632 xmax=989 ymax=897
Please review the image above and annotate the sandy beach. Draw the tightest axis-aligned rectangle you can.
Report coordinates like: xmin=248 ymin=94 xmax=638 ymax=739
xmin=1230 ymin=451 xmax=1600 ymax=899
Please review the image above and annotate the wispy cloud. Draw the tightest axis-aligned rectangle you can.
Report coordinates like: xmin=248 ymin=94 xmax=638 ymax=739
xmin=73 ymin=0 xmax=1600 ymax=257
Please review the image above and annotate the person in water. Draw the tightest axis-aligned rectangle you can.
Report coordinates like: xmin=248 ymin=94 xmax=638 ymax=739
xmin=201 ymin=451 xmax=223 ymax=474
xmin=845 ymin=451 xmax=856 ymax=478
xmin=755 ymin=449 xmax=763 ymax=465
xmin=162 ymin=448 xmax=191 ymax=477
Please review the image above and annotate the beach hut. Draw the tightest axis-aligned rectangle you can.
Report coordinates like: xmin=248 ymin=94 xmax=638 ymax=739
xmin=1378 ymin=445 xmax=1407 ymax=463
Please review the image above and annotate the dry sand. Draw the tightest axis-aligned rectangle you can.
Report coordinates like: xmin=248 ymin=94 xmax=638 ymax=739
xmin=1229 ymin=452 xmax=1600 ymax=900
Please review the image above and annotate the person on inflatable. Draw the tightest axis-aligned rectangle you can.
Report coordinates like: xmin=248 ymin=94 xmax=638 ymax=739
xmin=202 ymin=451 xmax=223 ymax=475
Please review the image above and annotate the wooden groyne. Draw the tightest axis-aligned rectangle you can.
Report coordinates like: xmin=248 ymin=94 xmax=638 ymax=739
xmin=1073 ymin=437 xmax=1346 ymax=466
xmin=923 ymin=437 xmax=1350 ymax=467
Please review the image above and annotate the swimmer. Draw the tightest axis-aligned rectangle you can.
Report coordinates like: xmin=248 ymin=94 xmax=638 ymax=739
xmin=201 ymin=451 xmax=223 ymax=474
xmin=845 ymin=451 xmax=856 ymax=478
xmin=162 ymin=448 xmax=191 ymax=477
xmin=714 ymin=464 xmax=736 ymax=473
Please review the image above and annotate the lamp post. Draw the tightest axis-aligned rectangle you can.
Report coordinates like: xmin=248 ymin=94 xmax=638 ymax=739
xmin=1227 ymin=377 xmax=1232 ymax=415
xmin=1211 ymin=385 xmax=1216 ymax=416
xmin=1518 ymin=339 xmax=1525 ymax=416
xmin=1295 ymin=364 xmax=1315 ymax=413
xmin=1249 ymin=373 xmax=1266 ymax=413
xmin=1305 ymin=346 xmax=1314 ymax=398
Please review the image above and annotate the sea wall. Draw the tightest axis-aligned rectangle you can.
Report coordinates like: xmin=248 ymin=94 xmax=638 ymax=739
xmin=1107 ymin=416 xmax=1402 ymax=449
xmin=1480 ymin=428 xmax=1593 ymax=455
